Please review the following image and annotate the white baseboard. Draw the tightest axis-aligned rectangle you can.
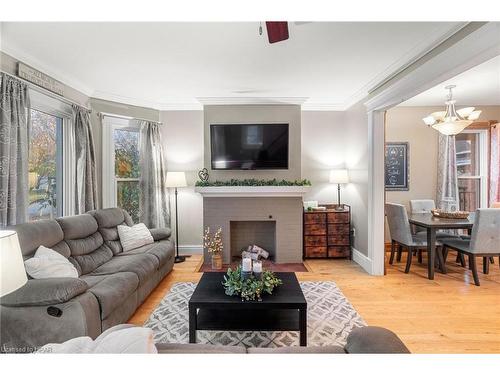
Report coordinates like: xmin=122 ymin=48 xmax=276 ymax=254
xmin=177 ymin=245 xmax=203 ymax=255
xmin=352 ymin=247 xmax=373 ymax=274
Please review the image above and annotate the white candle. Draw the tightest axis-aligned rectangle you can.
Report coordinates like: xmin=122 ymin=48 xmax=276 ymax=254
xmin=242 ymin=257 xmax=252 ymax=272
xmin=253 ymin=261 xmax=262 ymax=273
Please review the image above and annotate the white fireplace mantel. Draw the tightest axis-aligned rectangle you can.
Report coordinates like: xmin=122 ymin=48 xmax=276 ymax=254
xmin=194 ymin=186 xmax=310 ymax=198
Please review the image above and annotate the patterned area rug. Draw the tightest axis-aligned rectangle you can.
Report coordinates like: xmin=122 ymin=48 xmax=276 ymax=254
xmin=144 ymin=281 xmax=366 ymax=348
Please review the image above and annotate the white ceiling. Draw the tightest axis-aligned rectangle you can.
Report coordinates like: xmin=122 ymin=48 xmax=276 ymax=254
xmin=401 ymin=54 xmax=500 ymax=106
xmin=0 ymin=22 xmax=465 ymax=110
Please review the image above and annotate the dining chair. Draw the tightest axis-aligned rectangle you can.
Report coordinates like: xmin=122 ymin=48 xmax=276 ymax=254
xmin=409 ymin=199 xmax=462 ymax=264
xmin=385 ymin=203 xmax=443 ymax=274
xmin=441 ymin=208 xmax=500 ymax=286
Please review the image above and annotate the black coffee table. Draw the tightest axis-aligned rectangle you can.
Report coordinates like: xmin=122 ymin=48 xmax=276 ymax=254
xmin=188 ymin=272 xmax=308 ymax=346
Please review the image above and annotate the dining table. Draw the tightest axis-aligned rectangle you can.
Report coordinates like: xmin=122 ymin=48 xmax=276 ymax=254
xmin=408 ymin=212 xmax=474 ymax=280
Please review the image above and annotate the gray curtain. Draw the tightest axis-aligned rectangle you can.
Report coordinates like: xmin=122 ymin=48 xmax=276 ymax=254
xmin=0 ymin=73 xmax=30 ymax=226
xmin=138 ymin=120 xmax=170 ymax=228
xmin=436 ymin=134 xmax=459 ymax=211
xmin=73 ymin=105 xmax=98 ymax=214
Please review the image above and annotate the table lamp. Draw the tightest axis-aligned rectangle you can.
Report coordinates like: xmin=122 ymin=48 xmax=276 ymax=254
xmin=165 ymin=171 xmax=189 ymax=263
xmin=329 ymin=169 xmax=349 ymax=209
xmin=1 ymin=231 xmax=27 ymax=297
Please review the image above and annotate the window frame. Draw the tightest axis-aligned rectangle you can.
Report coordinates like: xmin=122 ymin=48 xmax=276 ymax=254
xmin=456 ymin=129 xmax=488 ymax=209
xmin=28 ymin=89 xmax=73 ymax=219
xmin=102 ymin=115 xmax=141 ymax=210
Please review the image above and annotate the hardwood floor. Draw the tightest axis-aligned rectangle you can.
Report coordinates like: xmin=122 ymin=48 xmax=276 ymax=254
xmin=128 ymin=253 xmax=500 ymax=353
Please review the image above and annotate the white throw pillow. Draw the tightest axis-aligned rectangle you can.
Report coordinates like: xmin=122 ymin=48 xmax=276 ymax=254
xmin=24 ymin=245 xmax=78 ymax=279
xmin=117 ymin=223 xmax=154 ymax=252
xmin=36 ymin=325 xmax=157 ymax=354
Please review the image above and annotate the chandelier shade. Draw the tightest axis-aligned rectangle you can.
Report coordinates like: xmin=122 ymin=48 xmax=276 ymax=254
xmin=422 ymin=85 xmax=481 ymax=136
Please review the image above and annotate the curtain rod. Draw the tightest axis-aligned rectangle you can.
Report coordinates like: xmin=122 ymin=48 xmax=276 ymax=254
xmin=1 ymin=70 xmax=92 ymax=112
xmin=98 ymin=112 xmax=163 ymax=125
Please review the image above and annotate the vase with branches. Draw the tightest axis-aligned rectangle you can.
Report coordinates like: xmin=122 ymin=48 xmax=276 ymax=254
xmin=203 ymin=227 xmax=223 ymax=270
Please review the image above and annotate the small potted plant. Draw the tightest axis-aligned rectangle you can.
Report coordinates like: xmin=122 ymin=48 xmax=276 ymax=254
xmin=203 ymin=227 xmax=223 ymax=270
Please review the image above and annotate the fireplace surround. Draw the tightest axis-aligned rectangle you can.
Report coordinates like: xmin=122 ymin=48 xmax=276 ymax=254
xmin=196 ymin=187 xmax=307 ymax=264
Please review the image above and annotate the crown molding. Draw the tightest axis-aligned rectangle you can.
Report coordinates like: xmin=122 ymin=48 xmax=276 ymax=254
xmin=197 ymin=97 xmax=308 ymax=106
xmin=92 ymin=91 xmax=203 ymax=111
xmin=301 ymin=102 xmax=346 ymax=111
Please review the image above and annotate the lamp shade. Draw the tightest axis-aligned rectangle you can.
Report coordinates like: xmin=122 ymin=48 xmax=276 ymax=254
xmin=165 ymin=171 xmax=187 ymax=188
xmin=0 ymin=231 xmax=27 ymax=297
xmin=329 ymin=169 xmax=349 ymax=184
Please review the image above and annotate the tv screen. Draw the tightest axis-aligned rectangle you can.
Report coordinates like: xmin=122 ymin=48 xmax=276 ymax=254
xmin=210 ymin=123 xmax=289 ymax=170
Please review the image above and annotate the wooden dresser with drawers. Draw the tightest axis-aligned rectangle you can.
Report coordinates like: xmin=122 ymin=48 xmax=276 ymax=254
xmin=303 ymin=205 xmax=351 ymax=259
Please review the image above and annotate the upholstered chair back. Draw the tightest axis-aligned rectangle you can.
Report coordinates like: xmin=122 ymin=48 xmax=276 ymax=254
xmin=469 ymin=208 xmax=500 ymax=254
xmin=409 ymin=199 xmax=436 ymax=234
xmin=409 ymin=199 xmax=435 ymax=213
xmin=385 ymin=203 xmax=413 ymax=245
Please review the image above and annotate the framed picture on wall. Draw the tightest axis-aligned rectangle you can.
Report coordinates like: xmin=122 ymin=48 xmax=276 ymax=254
xmin=385 ymin=142 xmax=409 ymax=191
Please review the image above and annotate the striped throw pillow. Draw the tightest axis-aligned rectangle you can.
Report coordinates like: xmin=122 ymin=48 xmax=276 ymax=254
xmin=117 ymin=223 xmax=154 ymax=252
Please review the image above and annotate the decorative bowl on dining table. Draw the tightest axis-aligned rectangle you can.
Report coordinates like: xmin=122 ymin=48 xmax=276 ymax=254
xmin=431 ymin=209 xmax=470 ymax=219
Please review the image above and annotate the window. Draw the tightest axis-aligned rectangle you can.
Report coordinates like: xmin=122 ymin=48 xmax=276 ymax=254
xmin=103 ymin=117 xmax=141 ymax=223
xmin=28 ymin=109 xmax=63 ymax=221
xmin=114 ymin=128 xmax=140 ymax=222
xmin=456 ymin=130 xmax=488 ymax=211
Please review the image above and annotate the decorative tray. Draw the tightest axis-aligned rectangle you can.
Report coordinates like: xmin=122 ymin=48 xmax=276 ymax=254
xmin=431 ymin=209 xmax=470 ymax=219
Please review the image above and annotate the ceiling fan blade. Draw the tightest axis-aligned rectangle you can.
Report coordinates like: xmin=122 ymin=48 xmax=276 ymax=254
xmin=265 ymin=22 xmax=289 ymax=44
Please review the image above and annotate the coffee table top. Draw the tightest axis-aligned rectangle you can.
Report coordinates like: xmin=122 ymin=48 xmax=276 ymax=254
xmin=189 ymin=272 xmax=306 ymax=308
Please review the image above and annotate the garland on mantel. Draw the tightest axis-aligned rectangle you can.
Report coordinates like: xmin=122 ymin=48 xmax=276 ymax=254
xmin=195 ymin=178 xmax=312 ymax=187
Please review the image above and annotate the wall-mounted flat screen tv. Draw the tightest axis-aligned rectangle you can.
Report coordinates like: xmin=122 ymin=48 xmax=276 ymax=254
xmin=210 ymin=123 xmax=289 ymax=170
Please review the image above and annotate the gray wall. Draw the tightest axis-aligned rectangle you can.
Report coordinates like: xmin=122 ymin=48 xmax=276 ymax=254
xmin=301 ymin=106 xmax=369 ymax=256
xmin=203 ymin=105 xmax=302 ymax=180
xmin=159 ymin=110 xmax=204 ymax=249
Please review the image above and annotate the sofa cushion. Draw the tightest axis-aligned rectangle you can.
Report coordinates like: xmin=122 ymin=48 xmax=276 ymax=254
xmin=91 ymin=208 xmax=134 ymax=255
xmin=92 ymin=208 xmax=134 ymax=228
xmin=116 ymin=240 xmax=174 ymax=268
xmin=8 ymin=220 xmax=67 ymax=258
xmin=57 ymin=214 xmax=98 ymax=240
xmin=155 ymin=343 xmax=247 ymax=354
xmin=89 ymin=253 xmax=159 ymax=285
xmin=0 ymin=278 xmax=88 ymax=307
xmin=345 ymin=326 xmax=410 ymax=354
xmin=81 ymin=272 xmax=139 ymax=319
xmin=149 ymin=228 xmax=172 ymax=241
xmin=57 ymin=214 xmax=113 ymax=275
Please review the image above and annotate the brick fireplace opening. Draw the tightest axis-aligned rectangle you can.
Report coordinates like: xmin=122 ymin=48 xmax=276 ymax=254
xmin=230 ymin=221 xmax=276 ymax=261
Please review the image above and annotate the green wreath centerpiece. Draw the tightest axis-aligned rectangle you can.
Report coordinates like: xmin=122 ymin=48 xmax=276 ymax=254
xmin=222 ymin=266 xmax=283 ymax=301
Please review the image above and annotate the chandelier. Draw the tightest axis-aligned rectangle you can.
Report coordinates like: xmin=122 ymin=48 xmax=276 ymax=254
xmin=422 ymin=85 xmax=481 ymax=136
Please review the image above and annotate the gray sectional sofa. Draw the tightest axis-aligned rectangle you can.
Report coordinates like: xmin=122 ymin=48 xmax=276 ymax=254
xmin=155 ymin=326 xmax=410 ymax=354
xmin=0 ymin=208 xmax=175 ymax=353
